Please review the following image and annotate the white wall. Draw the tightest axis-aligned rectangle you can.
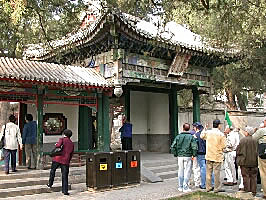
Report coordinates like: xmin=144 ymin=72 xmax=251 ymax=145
xmin=130 ymin=91 xmax=169 ymax=135
xmin=148 ymin=93 xmax=169 ymax=135
xmin=130 ymin=91 xmax=148 ymax=135
xmin=178 ymin=111 xmax=265 ymax=133
xmin=27 ymin=104 xmax=79 ymax=144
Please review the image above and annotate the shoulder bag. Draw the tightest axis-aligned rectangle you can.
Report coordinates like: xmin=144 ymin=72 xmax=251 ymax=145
xmin=0 ymin=125 xmax=6 ymax=149
xmin=50 ymin=138 xmax=64 ymax=157
xmin=258 ymin=143 xmax=266 ymax=159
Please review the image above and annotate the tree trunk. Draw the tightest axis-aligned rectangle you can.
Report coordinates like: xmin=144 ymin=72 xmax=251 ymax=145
xmin=0 ymin=102 xmax=10 ymax=128
xmin=225 ymin=88 xmax=238 ymax=110
xmin=264 ymin=92 xmax=266 ymax=113
xmin=236 ymin=92 xmax=247 ymax=111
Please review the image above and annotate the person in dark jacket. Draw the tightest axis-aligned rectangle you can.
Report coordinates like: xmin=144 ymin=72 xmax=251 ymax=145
xmin=190 ymin=122 xmax=201 ymax=188
xmin=171 ymin=123 xmax=198 ymax=193
xmin=119 ymin=117 xmax=132 ymax=150
xmin=195 ymin=122 xmax=207 ymax=189
xmin=47 ymin=129 xmax=74 ymax=195
xmin=22 ymin=114 xmax=37 ymax=169
xmin=236 ymin=126 xmax=258 ymax=197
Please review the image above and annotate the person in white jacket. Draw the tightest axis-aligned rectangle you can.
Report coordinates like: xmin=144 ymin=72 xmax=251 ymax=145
xmin=223 ymin=125 xmax=239 ymax=186
xmin=0 ymin=115 xmax=23 ymax=174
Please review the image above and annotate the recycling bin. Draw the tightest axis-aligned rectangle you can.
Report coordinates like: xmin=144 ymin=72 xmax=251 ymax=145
xmin=86 ymin=152 xmax=112 ymax=189
xmin=111 ymin=151 xmax=127 ymax=186
xmin=126 ymin=150 xmax=141 ymax=184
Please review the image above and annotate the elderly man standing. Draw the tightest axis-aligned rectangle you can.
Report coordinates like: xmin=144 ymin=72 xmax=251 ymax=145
xmin=253 ymin=117 xmax=266 ymax=199
xmin=201 ymin=119 xmax=226 ymax=193
xmin=171 ymin=123 xmax=198 ymax=193
xmin=236 ymin=126 xmax=258 ymax=197
xmin=223 ymin=125 xmax=239 ymax=186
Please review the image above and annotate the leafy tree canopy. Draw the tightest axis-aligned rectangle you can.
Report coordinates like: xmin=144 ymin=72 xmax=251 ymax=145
xmin=0 ymin=0 xmax=85 ymax=57
xmin=0 ymin=0 xmax=265 ymax=110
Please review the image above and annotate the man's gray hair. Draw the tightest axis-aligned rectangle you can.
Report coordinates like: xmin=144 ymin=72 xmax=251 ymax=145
xmin=245 ymin=126 xmax=254 ymax=135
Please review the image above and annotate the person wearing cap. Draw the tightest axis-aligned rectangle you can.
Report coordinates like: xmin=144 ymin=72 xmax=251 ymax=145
xmin=200 ymin=119 xmax=226 ymax=193
xmin=223 ymin=125 xmax=239 ymax=186
xmin=252 ymin=117 xmax=266 ymax=199
xmin=194 ymin=122 xmax=214 ymax=189
xmin=236 ymin=126 xmax=258 ymax=197
xmin=190 ymin=122 xmax=201 ymax=188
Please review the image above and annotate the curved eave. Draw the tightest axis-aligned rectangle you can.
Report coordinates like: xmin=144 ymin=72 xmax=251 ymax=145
xmin=24 ymin=11 xmax=239 ymax=64
xmin=0 ymin=77 xmax=113 ymax=91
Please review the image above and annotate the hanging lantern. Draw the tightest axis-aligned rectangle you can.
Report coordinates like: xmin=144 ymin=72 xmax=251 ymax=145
xmin=114 ymin=80 xmax=123 ymax=97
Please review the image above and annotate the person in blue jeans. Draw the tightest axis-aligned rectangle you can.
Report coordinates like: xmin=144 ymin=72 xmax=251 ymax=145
xmin=195 ymin=122 xmax=214 ymax=189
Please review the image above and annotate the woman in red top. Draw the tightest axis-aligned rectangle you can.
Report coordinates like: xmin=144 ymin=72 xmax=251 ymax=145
xmin=47 ymin=129 xmax=74 ymax=195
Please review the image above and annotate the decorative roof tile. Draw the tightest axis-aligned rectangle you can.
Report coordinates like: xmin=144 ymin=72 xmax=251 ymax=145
xmin=0 ymin=57 xmax=112 ymax=88
xmin=23 ymin=10 xmax=238 ymax=60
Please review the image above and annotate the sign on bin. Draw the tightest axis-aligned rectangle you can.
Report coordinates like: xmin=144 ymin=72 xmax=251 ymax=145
xmin=126 ymin=150 xmax=141 ymax=184
xmin=115 ymin=162 xmax=122 ymax=168
xmin=130 ymin=161 xmax=138 ymax=168
xmin=100 ymin=164 xmax=107 ymax=171
xmin=112 ymin=151 xmax=127 ymax=186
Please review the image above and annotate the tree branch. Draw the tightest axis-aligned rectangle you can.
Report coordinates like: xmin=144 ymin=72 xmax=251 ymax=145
xmin=36 ymin=12 xmax=53 ymax=49
xmin=200 ymin=0 xmax=209 ymax=10
xmin=26 ymin=6 xmax=53 ymax=50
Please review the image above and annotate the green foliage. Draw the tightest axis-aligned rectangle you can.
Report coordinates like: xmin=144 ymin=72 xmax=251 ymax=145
xmin=0 ymin=0 xmax=85 ymax=57
xmin=0 ymin=0 xmax=264 ymax=110
xmin=112 ymin=0 xmax=265 ymax=110
xmin=178 ymin=90 xmax=212 ymax=109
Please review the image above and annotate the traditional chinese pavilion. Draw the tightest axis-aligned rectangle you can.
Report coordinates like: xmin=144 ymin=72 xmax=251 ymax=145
xmin=23 ymin=4 xmax=237 ymax=153
xmin=0 ymin=57 xmax=113 ymax=169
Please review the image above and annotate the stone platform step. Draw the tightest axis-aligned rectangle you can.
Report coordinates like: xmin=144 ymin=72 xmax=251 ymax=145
xmin=142 ymin=160 xmax=176 ymax=168
xmin=0 ymin=166 xmax=86 ymax=198
xmin=158 ymin=172 xmax=178 ymax=180
xmin=0 ymin=183 xmax=71 ymax=198
xmin=0 ymin=177 xmax=48 ymax=189
xmin=149 ymin=164 xmax=177 ymax=174
xmin=0 ymin=182 xmax=87 ymax=200
xmin=141 ymin=158 xmax=178 ymax=181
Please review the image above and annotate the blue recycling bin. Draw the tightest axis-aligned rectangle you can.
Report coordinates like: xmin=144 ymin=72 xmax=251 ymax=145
xmin=111 ymin=151 xmax=127 ymax=186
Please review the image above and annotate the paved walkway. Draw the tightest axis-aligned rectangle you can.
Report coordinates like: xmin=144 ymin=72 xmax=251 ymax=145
xmin=2 ymin=177 xmax=264 ymax=200
xmin=1 ymin=152 xmax=265 ymax=200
